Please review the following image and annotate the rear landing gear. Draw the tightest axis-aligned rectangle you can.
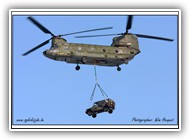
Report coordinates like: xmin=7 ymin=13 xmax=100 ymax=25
xmin=75 ymin=64 xmax=80 ymax=71
xmin=117 ymin=66 xmax=121 ymax=71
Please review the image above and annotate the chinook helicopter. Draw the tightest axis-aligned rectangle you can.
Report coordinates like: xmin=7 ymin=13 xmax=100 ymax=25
xmin=23 ymin=16 xmax=173 ymax=71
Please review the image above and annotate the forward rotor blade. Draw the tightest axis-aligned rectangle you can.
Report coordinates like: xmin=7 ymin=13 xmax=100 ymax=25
xmin=134 ymin=34 xmax=174 ymax=41
xmin=75 ymin=33 xmax=121 ymax=38
xmin=126 ymin=15 xmax=133 ymax=32
xmin=60 ymin=27 xmax=113 ymax=37
xmin=27 ymin=17 xmax=55 ymax=36
xmin=22 ymin=38 xmax=52 ymax=56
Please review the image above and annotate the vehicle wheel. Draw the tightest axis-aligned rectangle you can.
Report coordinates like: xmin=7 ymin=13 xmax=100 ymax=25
xmin=92 ymin=114 xmax=97 ymax=118
xmin=108 ymin=109 xmax=113 ymax=114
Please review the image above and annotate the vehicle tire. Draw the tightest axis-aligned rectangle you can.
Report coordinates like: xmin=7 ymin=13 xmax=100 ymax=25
xmin=92 ymin=114 xmax=97 ymax=118
xmin=108 ymin=109 xmax=113 ymax=114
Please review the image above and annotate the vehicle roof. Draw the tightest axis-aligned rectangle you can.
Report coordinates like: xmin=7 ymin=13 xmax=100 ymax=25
xmin=94 ymin=98 xmax=114 ymax=104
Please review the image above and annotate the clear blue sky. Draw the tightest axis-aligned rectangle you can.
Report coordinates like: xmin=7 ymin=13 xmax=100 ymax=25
xmin=12 ymin=14 xmax=178 ymax=125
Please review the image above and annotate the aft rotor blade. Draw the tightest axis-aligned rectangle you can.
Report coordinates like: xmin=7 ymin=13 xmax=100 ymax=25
xmin=75 ymin=33 xmax=122 ymax=38
xmin=60 ymin=27 xmax=113 ymax=37
xmin=135 ymin=34 xmax=174 ymax=41
xmin=22 ymin=38 xmax=52 ymax=56
xmin=27 ymin=17 xmax=55 ymax=36
xmin=126 ymin=15 xmax=133 ymax=32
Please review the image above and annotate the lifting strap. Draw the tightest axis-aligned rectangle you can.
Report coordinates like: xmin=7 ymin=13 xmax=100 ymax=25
xmin=90 ymin=65 xmax=108 ymax=102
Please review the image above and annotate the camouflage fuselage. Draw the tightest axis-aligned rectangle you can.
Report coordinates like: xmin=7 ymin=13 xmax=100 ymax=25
xmin=43 ymin=34 xmax=140 ymax=67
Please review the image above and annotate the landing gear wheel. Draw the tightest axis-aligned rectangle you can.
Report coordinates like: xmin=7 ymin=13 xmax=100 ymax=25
xmin=117 ymin=66 xmax=121 ymax=71
xmin=75 ymin=65 xmax=80 ymax=71
xmin=92 ymin=114 xmax=97 ymax=118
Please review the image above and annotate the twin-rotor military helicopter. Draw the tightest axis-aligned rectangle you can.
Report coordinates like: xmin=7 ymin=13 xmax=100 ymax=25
xmin=23 ymin=16 xmax=173 ymax=71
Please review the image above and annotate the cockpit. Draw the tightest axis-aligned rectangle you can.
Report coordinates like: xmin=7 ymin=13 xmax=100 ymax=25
xmin=50 ymin=36 xmax=67 ymax=50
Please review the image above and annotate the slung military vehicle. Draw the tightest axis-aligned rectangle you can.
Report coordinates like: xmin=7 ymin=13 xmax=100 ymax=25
xmin=23 ymin=16 xmax=173 ymax=71
xmin=85 ymin=98 xmax=115 ymax=118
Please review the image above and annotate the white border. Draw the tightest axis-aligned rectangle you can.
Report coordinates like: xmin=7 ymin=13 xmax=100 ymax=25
xmin=11 ymin=125 xmax=179 ymax=132
xmin=9 ymin=9 xmax=181 ymax=131
xmin=11 ymin=9 xmax=179 ymax=15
